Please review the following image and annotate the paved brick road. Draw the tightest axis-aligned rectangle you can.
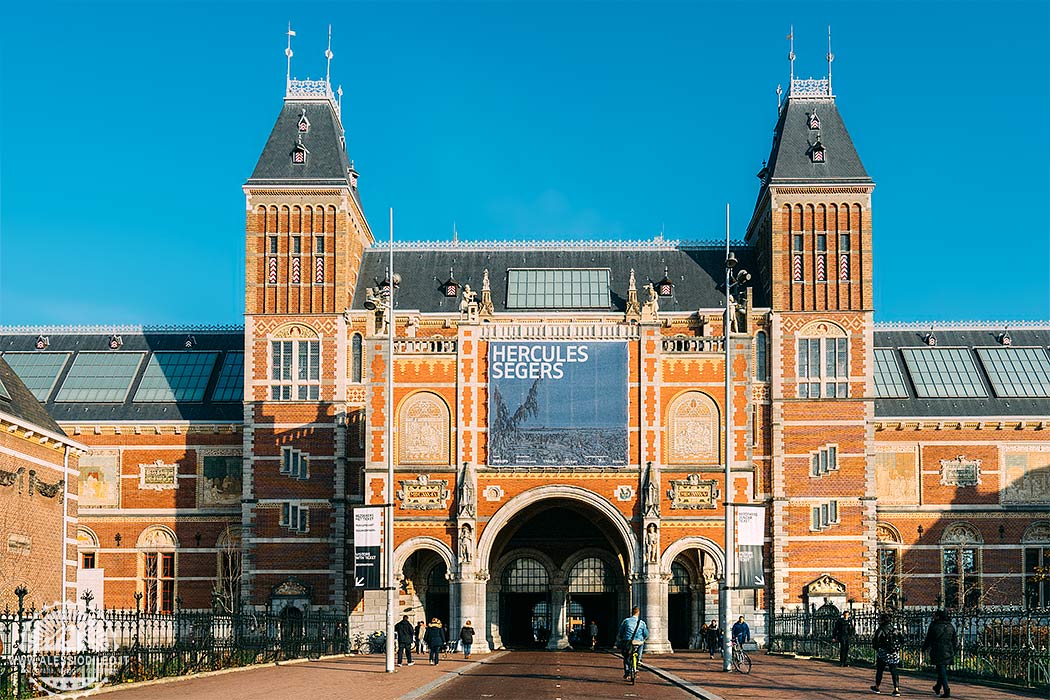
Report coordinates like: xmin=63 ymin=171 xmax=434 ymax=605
xmin=647 ymin=651 xmax=1041 ymax=699
xmin=426 ymin=650 xmax=690 ymax=700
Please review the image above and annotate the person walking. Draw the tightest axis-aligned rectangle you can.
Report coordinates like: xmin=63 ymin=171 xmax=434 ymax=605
xmin=394 ymin=615 xmax=415 ymax=667
xmin=615 ymin=606 xmax=650 ymax=680
xmin=705 ymin=620 xmax=722 ymax=658
xmin=833 ymin=610 xmax=856 ymax=667
xmin=424 ymin=617 xmax=446 ymax=666
xmin=922 ymin=610 xmax=959 ymax=698
xmin=415 ymin=620 xmax=426 ymax=654
xmin=731 ymin=615 xmax=751 ymax=645
xmin=871 ymin=613 xmax=903 ymax=697
xmin=459 ymin=620 xmax=475 ymax=659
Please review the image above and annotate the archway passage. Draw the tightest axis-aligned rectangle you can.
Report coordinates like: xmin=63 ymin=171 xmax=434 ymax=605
xmin=666 ymin=549 xmax=720 ymax=650
xmin=488 ymin=498 xmax=631 ymax=650
xmin=401 ymin=550 xmax=450 ymax=627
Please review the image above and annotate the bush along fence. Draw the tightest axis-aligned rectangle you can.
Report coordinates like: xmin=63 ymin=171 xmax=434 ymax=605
xmin=767 ymin=604 xmax=1050 ymax=691
xmin=0 ymin=587 xmax=351 ymax=699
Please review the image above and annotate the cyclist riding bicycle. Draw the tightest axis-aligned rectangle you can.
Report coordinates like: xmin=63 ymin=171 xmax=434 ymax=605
xmin=616 ymin=606 xmax=650 ymax=680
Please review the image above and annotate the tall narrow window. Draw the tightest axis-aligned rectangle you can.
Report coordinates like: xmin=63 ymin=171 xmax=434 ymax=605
xmin=270 ymin=339 xmax=320 ymax=400
xmin=941 ymin=524 xmax=982 ymax=609
xmin=792 ymin=234 xmax=804 ymax=282
xmin=144 ymin=552 xmax=175 ymax=613
xmin=755 ymin=331 xmax=768 ymax=382
xmin=839 ymin=234 xmax=851 ymax=280
xmin=1023 ymin=523 xmax=1050 ymax=609
xmin=798 ymin=335 xmax=849 ymax=398
xmin=351 ymin=334 xmax=363 ymax=383
xmin=816 ymin=234 xmax=827 ymax=282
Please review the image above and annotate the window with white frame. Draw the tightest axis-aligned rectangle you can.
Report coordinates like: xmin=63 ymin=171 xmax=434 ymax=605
xmin=281 ymin=446 xmax=309 ymax=480
xmin=1022 ymin=523 xmax=1050 ymax=609
xmin=811 ymin=445 xmax=839 ymax=477
xmin=270 ymin=339 xmax=320 ymax=400
xmin=280 ymin=502 xmax=310 ymax=533
xmin=941 ymin=523 xmax=982 ymax=609
xmin=798 ymin=336 xmax=849 ymax=398
xmin=810 ymin=500 xmax=839 ymax=531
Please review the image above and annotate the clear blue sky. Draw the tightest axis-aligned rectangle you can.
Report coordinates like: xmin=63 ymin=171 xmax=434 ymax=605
xmin=1 ymin=1 xmax=1047 ymax=325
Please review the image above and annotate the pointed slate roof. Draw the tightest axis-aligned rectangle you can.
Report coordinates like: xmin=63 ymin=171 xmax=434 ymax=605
xmin=764 ymin=98 xmax=871 ymax=185
xmin=247 ymin=99 xmax=353 ymax=187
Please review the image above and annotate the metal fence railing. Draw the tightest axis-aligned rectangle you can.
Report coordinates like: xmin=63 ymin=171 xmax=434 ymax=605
xmin=768 ymin=605 xmax=1050 ymax=691
xmin=0 ymin=588 xmax=352 ymax=699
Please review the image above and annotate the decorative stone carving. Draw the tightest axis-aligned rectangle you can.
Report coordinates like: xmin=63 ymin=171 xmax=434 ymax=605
xmin=640 ymin=282 xmax=660 ymax=322
xmin=274 ymin=579 xmax=309 ymax=597
xmin=875 ymin=451 xmax=919 ymax=505
xmin=940 ymin=455 xmax=981 ymax=487
xmin=667 ymin=473 xmax=720 ymax=510
xmin=139 ymin=460 xmax=178 ymax=491
xmin=28 ymin=470 xmax=62 ymax=499
xmin=624 ymin=269 xmax=641 ymax=322
xmin=642 ymin=462 xmax=660 ymax=517
xmin=7 ymin=534 xmax=31 ymax=555
xmin=0 ymin=467 xmax=25 ymax=493
xmin=399 ymin=392 xmax=450 ymax=464
xmin=479 ymin=269 xmax=495 ymax=317
xmin=138 ymin=527 xmax=177 ymax=549
xmin=797 ymin=320 xmax=847 ymax=338
xmin=876 ymin=522 xmax=902 ymax=544
xmin=805 ymin=574 xmax=847 ymax=597
xmin=483 ymin=484 xmax=504 ymax=502
xmin=615 ymin=485 xmax=636 ymax=502
xmin=667 ymin=392 xmax=718 ymax=464
xmin=1002 ymin=449 xmax=1050 ymax=504
xmin=397 ymin=474 xmax=450 ymax=510
xmin=940 ymin=523 xmax=983 ymax=546
xmin=459 ymin=523 xmax=474 ymax=564
xmin=645 ymin=523 xmax=659 ymax=564
xmin=460 ymin=285 xmax=479 ymax=321
xmin=272 ymin=323 xmax=319 ymax=339
xmin=1022 ymin=521 xmax=1050 ymax=544
xmin=458 ymin=462 xmax=476 ymax=518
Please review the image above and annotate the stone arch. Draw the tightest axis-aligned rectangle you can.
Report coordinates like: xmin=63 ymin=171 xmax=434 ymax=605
xmin=216 ymin=524 xmax=242 ymax=548
xmin=666 ymin=390 xmax=719 ymax=464
xmin=77 ymin=525 xmax=99 ymax=549
xmin=137 ymin=525 xmax=178 ymax=549
xmin=797 ymin=319 xmax=847 ymax=338
xmin=877 ymin=522 xmax=903 ymax=544
xmin=940 ymin=522 xmax=983 ymax=545
xmin=476 ymin=485 xmax=638 ymax=575
xmin=396 ymin=391 xmax=452 ymax=465
xmin=1022 ymin=520 xmax=1050 ymax=544
xmin=393 ymin=536 xmax=455 ymax=579
xmin=271 ymin=321 xmax=319 ymax=339
xmin=562 ymin=547 xmax=625 ymax=583
xmin=659 ymin=535 xmax=725 ymax=579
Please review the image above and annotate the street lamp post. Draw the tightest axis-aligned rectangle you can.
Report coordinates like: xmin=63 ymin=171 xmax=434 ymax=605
xmin=721 ymin=203 xmax=750 ymax=672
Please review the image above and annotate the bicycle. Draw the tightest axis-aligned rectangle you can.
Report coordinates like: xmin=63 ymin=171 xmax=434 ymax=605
xmin=731 ymin=639 xmax=752 ymax=674
xmin=625 ymin=641 xmax=642 ymax=685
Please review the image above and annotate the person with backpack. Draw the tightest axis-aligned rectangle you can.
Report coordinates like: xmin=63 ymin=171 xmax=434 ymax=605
xmin=459 ymin=620 xmax=475 ymax=659
xmin=832 ymin=609 xmax=856 ymax=667
xmin=415 ymin=620 xmax=426 ymax=654
xmin=871 ymin=613 xmax=903 ymax=697
xmin=615 ymin=606 xmax=650 ymax=680
xmin=922 ymin=610 xmax=959 ymax=698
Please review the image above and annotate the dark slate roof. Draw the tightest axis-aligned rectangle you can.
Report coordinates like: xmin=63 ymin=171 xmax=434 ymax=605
xmin=0 ymin=330 xmax=244 ymax=423
xmin=874 ymin=327 xmax=1050 ymax=418
xmin=0 ymin=356 xmax=65 ymax=436
xmin=246 ymin=99 xmax=353 ymax=187
xmin=349 ymin=243 xmax=766 ymax=314
xmin=764 ymin=98 xmax=871 ymax=185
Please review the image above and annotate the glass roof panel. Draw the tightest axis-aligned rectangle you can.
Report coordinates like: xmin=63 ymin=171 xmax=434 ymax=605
xmin=873 ymin=348 xmax=910 ymax=398
xmin=210 ymin=352 xmax=244 ymax=402
xmin=2 ymin=352 xmax=70 ymax=401
xmin=134 ymin=352 xmax=219 ymax=402
xmin=900 ymin=348 xmax=988 ymax=398
xmin=0 ymin=376 xmax=10 ymax=402
xmin=975 ymin=347 xmax=1050 ymax=398
xmin=55 ymin=352 xmax=145 ymax=403
xmin=506 ymin=268 xmax=610 ymax=309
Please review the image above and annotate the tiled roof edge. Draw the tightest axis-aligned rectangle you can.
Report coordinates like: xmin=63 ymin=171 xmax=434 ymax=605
xmin=874 ymin=321 xmax=1050 ymax=331
xmin=0 ymin=324 xmax=244 ymax=334
xmin=376 ymin=237 xmax=749 ymax=252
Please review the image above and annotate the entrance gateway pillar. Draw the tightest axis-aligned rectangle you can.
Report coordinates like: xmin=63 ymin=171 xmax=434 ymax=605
xmin=546 ymin=584 xmax=571 ymax=650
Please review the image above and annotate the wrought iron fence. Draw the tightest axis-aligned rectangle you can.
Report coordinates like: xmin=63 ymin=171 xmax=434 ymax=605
xmin=767 ymin=605 xmax=1050 ymax=691
xmin=0 ymin=588 xmax=351 ymax=699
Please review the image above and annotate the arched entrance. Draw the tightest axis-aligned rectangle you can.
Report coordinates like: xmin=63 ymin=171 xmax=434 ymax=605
xmin=661 ymin=537 xmax=724 ymax=650
xmin=399 ymin=547 xmax=452 ymax=626
xmin=484 ymin=493 xmax=635 ymax=650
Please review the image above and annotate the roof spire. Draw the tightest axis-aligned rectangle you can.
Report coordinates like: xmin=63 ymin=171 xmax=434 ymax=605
xmin=285 ymin=23 xmax=296 ymax=87
xmin=826 ymin=25 xmax=834 ymax=95
xmin=453 ymin=221 xmax=459 ymax=244
xmin=787 ymin=25 xmax=796 ymax=87
xmin=325 ymin=24 xmax=334 ymax=87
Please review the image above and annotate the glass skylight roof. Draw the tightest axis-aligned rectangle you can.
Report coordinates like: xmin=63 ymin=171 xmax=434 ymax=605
xmin=55 ymin=352 xmax=145 ymax=403
xmin=134 ymin=352 xmax=218 ymax=402
xmin=0 ymin=376 xmax=10 ymax=402
xmin=506 ymin=269 xmax=611 ymax=309
xmin=900 ymin=348 xmax=988 ymax=398
xmin=873 ymin=348 xmax=910 ymax=398
xmin=975 ymin=347 xmax=1050 ymax=398
xmin=210 ymin=352 xmax=244 ymax=402
xmin=2 ymin=352 xmax=70 ymax=401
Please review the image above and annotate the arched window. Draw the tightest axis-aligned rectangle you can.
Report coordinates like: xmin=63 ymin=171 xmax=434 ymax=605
xmin=568 ymin=557 xmax=611 ymax=593
xmin=669 ymin=561 xmax=691 ymax=594
xmin=797 ymin=320 xmax=849 ymax=399
xmin=351 ymin=333 xmax=363 ymax=383
xmin=398 ymin=392 xmax=451 ymax=464
xmin=876 ymin=523 xmax=902 ymax=609
xmin=502 ymin=558 xmax=549 ymax=593
xmin=667 ymin=391 xmax=718 ymax=464
xmin=1023 ymin=521 xmax=1050 ymax=609
xmin=940 ymin=523 xmax=982 ymax=609
xmin=755 ymin=331 xmax=768 ymax=382
xmin=137 ymin=526 xmax=178 ymax=613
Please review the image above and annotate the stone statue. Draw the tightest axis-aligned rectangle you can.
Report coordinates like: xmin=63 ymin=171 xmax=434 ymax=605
xmin=645 ymin=523 xmax=659 ymax=564
xmin=458 ymin=462 xmax=476 ymax=518
xmin=459 ymin=523 xmax=474 ymax=564
xmin=460 ymin=285 xmax=477 ymax=312
xmin=482 ymin=269 xmax=490 ymax=291
xmin=641 ymin=282 xmax=659 ymax=321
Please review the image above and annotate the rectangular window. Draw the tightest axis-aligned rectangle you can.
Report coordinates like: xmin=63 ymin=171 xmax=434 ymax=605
xmin=811 ymin=500 xmax=840 ymax=531
xmin=269 ymin=236 xmax=278 ymax=254
xmin=291 ymin=236 xmax=301 ymax=255
xmin=942 ymin=546 xmax=981 ymax=609
xmin=505 ymin=269 xmax=611 ymax=309
xmin=81 ymin=552 xmax=96 ymax=569
xmin=975 ymin=347 xmax=1050 ymax=398
xmin=816 ymin=234 xmax=827 ymax=252
xmin=144 ymin=552 xmax=175 ymax=613
xmin=314 ymin=235 xmax=325 ymax=254
xmin=901 ymin=348 xmax=988 ymax=398
xmin=1025 ymin=547 xmax=1050 ymax=609
xmin=798 ymin=337 xmax=848 ymax=398
xmin=878 ymin=547 xmax=901 ymax=608
xmin=270 ymin=340 xmax=319 ymax=401
xmin=280 ymin=446 xmax=309 ymax=480
xmin=873 ymin=349 xmax=910 ymax=398
xmin=1 ymin=352 xmax=71 ymax=401
xmin=133 ymin=352 xmax=218 ymax=402
xmin=792 ymin=234 xmax=804 ymax=251
xmin=810 ymin=445 xmax=839 ymax=477
xmin=280 ymin=502 xmax=309 ymax=533
xmin=56 ymin=352 xmax=144 ymax=403
xmin=211 ymin=352 xmax=245 ymax=402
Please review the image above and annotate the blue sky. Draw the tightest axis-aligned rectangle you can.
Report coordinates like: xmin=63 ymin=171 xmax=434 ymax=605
xmin=1 ymin=1 xmax=1047 ymax=325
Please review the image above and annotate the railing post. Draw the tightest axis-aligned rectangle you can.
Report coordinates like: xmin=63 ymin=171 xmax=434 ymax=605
xmin=13 ymin=586 xmax=27 ymax=700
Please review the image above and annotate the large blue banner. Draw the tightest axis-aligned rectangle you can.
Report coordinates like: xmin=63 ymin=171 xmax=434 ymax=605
xmin=487 ymin=341 xmax=628 ymax=466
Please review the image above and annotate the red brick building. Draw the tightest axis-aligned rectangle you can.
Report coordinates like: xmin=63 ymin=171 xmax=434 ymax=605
xmin=2 ymin=61 xmax=1047 ymax=653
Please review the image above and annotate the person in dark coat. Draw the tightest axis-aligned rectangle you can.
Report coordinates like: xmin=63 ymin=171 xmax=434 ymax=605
xmin=424 ymin=617 xmax=446 ymax=665
xmin=705 ymin=620 xmax=722 ymax=658
xmin=394 ymin=615 xmax=415 ymax=666
xmin=871 ymin=613 xmax=903 ymax=697
xmin=922 ymin=610 xmax=959 ymax=698
xmin=459 ymin=620 xmax=475 ymax=658
xmin=832 ymin=610 xmax=856 ymax=667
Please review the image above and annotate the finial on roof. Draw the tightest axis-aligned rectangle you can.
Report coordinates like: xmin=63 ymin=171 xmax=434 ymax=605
xmin=787 ymin=26 xmax=796 ymax=86
xmin=826 ymin=26 xmax=834 ymax=95
xmin=285 ymin=23 xmax=296 ymax=85
xmin=325 ymin=25 xmax=334 ymax=87
xmin=453 ymin=221 xmax=459 ymax=243
xmin=776 ymin=83 xmax=783 ymax=110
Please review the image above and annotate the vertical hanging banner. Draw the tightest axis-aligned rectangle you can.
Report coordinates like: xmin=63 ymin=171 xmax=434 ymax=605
xmin=735 ymin=505 xmax=766 ymax=589
xmin=353 ymin=507 xmax=382 ymax=589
